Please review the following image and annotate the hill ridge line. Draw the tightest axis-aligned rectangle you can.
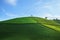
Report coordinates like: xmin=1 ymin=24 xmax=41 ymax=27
xmin=32 ymin=18 xmax=60 ymax=32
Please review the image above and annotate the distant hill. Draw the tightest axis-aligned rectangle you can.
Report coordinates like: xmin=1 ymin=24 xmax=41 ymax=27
xmin=0 ymin=17 xmax=60 ymax=40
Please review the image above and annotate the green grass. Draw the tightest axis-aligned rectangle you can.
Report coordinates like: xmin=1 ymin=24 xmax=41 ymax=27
xmin=1 ymin=17 xmax=37 ymax=23
xmin=0 ymin=17 xmax=60 ymax=40
xmin=33 ymin=17 xmax=60 ymax=31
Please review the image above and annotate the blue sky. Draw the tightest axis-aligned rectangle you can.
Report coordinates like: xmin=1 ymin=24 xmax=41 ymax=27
xmin=0 ymin=0 xmax=60 ymax=21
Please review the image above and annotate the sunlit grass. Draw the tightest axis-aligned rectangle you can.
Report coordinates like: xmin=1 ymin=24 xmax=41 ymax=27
xmin=43 ymin=24 xmax=60 ymax=32
xmin=0 ymin=17 xmax=60 ymax=40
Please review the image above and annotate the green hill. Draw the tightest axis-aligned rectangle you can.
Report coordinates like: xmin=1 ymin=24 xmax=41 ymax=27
xmin=0 ymin=17 xmax=60 ymax=40
xmin=53 ymin=19 xmax=60 ymax=24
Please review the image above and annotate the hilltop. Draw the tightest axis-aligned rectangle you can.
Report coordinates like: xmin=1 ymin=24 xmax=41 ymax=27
xmin=0 ymin=17 xmax=60 ymax=40
xmin=1 ymin=17 xmax=60 ymax=31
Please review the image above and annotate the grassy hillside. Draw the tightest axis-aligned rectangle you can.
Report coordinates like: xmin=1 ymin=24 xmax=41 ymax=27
xmin=53 ymin=19 xmax=60 ymax=24
xmin=0 ymin=17 xmax=37 ymax=23
xmin=33 ymin=17 xmax=60 ymax=31
xmin=0 ymin=17 xmax=60 ymax=40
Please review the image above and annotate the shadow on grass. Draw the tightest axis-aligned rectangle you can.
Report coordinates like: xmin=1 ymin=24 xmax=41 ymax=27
xmin=0 ymin=23 xmax=60 ymax=40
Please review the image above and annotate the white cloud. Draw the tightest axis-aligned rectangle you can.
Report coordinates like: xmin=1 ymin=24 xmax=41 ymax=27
xmin=32 ymin=1 xmax=60 ymax=19
xmin=2 ymin=8 xmax=19 ymax=17
xmin=40 ymin=13 xmax=52 ymax=18
xmin=5 ymin=13 xmax=19 ymax=17
xmin=41 ymin=13 xmax=60 ymax=19
xmin=44 ymin=13 xmax=52 ymax=17
xmin=5 ymin=0 xmax=17 ymax=6
xmin=0 ymin=8 xmax=20 ymax=21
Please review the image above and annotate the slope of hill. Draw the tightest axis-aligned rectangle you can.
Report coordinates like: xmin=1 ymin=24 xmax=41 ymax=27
xmin=0 ymin=17 xmax=60 ymax=40
xmin=0 ymin=17 xmax=37 ymax=23
xmin=33 ymin=17 xmax=60 ymax=31
xmin=53 ymin=19 xmax=60 ymax=24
